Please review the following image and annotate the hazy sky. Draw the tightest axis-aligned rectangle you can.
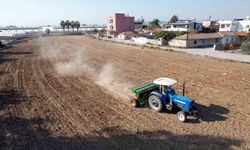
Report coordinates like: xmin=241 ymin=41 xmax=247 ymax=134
xmin=0 ymin=0 xmax=250 ymax=26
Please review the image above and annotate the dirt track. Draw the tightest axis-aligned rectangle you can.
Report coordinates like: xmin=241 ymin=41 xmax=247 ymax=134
xmin=0 ymin=35 xmax=250 ymax=150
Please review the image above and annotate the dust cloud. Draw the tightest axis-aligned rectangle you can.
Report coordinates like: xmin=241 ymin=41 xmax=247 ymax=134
xmin=96 ymin=64 xmax=133 ymax=99
xmin=38 ymin=38 xmax=133 ymax=100
xmin=54 ymin=50 xmax=96 ymax=76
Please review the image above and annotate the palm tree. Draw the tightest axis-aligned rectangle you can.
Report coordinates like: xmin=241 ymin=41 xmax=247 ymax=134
xmin=65 ymin=20 xmax=70 ymax=32
xmin=70 ymin=21 xmax=75 ymax=32
xmin=60 ymin=20 xmax=66 ymax=32
xmin=75 ymin=21 xmax=80 ymax=32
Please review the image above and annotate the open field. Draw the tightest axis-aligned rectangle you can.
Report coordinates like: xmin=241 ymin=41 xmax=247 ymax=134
xmin=0 ymin=35 xmax=250 ymax=149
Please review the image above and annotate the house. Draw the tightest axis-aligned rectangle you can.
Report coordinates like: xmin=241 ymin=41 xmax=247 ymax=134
xmin=219 ymin=32 xmax=240 ymax=44
xmin=218 ymin=20 xmax=239 ymax=32
xmin=202 ymin=20 xmax=219 ymax=31
xmin=117 ymin=31 xmax=135 ymax=40
xmin=235 ymin=32 xmax=249 ymax=41
xmin=134 ymin=18 xmax=145 ymax=30
xmin=164 ymin=20 xmax=203 ymax=32
xmin=41 ymin=26 xmax=54 ymax=33
xmin=218 ymin=16 xmax=250 ymax=32
xmin=169 ymin=32 xmax=222 ymax=48
xmin=107 ymin=13 xmax=135 ymax=35
xmin=168 ymin=31 xmax=248 ymax=48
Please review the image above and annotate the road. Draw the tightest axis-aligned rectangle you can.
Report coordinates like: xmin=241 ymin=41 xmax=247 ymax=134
xmin=103 ymin=37 xmax=250 ymax=63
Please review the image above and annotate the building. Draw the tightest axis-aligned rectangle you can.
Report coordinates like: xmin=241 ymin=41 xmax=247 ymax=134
xmin=41 ymin=26 xmax=54 ymax=33
xmin=117 ymin=31 xmax=134 ymax=40
xmin=164 ymin=20 xmax=203 ymax=32
xmin=218 ymin=16 xmax=250 ymax=32
xmin=134 ymin=19 xmax=145 ymax=30
xmin=107 ymin=13 xmax=135 ymax=35
xmin=219 ymin=32 xmax=240 ymax=44
xmin=202 ymin=20 xmax=219 ymax=31
xmin=218 ymin=20 xmax=238 ymax=32
xmin=169 ymin=32 xmax=222 ymax=48
xmin=168 ymin=31 xmax=248 ymax=48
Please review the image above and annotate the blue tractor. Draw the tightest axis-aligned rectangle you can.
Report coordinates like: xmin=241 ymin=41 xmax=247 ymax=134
xmin=130 ymin=77 xmax=198 ymax=122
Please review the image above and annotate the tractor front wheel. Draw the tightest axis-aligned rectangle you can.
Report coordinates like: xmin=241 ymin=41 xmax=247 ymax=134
xmin=177 ymin=111 xmax=187 ymax=122
xmin=148 ymin=95 xmax=163 ymax=112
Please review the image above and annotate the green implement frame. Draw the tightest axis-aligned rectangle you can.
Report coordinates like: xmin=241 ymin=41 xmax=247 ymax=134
xmin=132 ymin=82 xmax=159 ymax=106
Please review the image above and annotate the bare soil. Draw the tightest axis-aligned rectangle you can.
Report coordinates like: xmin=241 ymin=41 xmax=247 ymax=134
xmin=0 ymin=35 xmax=250 ymax=150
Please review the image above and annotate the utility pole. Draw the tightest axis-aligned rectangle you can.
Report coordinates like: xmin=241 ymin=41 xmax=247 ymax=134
xmin=186 ymin=24 xmax=189 ymax=47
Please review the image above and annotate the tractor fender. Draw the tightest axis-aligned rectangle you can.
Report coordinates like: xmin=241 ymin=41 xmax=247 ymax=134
xmin=150 ymin=91 xmax=168 ymax=105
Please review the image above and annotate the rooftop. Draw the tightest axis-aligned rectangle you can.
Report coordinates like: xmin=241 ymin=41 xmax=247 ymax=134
xmin=174 ymin=31 xmax=248 ymax=40
xmin=175 ymin=32 xmax=223 ymax=40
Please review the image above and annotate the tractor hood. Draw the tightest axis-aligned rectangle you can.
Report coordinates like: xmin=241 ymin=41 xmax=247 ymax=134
xmin=171 ymin=94 xmax=193 ymax=105
xmin=171 ymin=94 xmax=194 ymax=111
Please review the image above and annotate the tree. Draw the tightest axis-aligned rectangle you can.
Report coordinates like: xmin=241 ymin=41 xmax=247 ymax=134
xmin=150 ymin=19 xmax=160 ymax=29
xmin=70 ymin=21 xmax=76 ymax=32
xmin=241 ymin=42 xmax=250 ymax=54
xmin=0 ymin=41 xmax=4 ymax=48
xmin=155 ymin=31 xmax=176 ymax=41
xmin=247 ymin=28 xmax=250 ymax=41
xmin=65 ymin=20 xmax=71 ymax=32
xmin=60 ymin=20 xmax=66 ymax=32
xmin=45 ymin=29 xmax=51 ymax=35
xmin=155 ymin=31 xmax=186 ymax=41
xmin=169 ymin=15 xmax=179 ymax=23
xmin=75 ymin=21 xmax=80 ymax=32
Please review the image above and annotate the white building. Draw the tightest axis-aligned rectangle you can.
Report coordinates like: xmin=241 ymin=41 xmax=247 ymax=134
xmin=219 ymin=16 xmax=250 ymax=32
xmin=168 ymin=32 xmax=246 ymax=48
xmin=41 ymin=26 xmax=55 ymax=33
xmin=164 ymin=20 xmax=203 ymax=32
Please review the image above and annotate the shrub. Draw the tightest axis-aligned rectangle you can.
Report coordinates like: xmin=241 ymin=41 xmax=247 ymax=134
xmin=155 ymin=31 xmax=186 ymax=41
xmin=232 ymin=41 xmax=241 ymax=48
xmin=229 ymin=43 xmax=234 ymax=50
xmin=240 ymin=42 xmax=250 ymax=54
xmin=223 ymin=41 xmax=242 ymax=50
xmin=224 ymin=43 xmax=230 ymax=50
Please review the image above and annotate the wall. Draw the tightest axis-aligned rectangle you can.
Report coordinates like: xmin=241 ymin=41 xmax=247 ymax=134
xmin=168 ymin=39 xmax=187 ymax=47
xmin=221 ymin=35 xmax=239 ymax=44
xmin=132 ymin=37 xmax=166 ymax=46
xmin=169 ymin=38 xmax=221 ymax=48
xmin=166 ymin=22 xmax=203 ymax=32
xmin=118 ymin=34 xmax=132 ymax=40
xmin=132 ymin=37 xmax=148 ymax=44
xmin=187 ymin=39 xmax=220 ymax=47
xmin=114 ymin=14 xmax=134 ymax=34
xmin=238 ymin=20 xmax=250 ymax=32
xmin=218 ymin=20 xmax=250 ymax=32
xmin=218 ymin=20 xmax=238 ymax=32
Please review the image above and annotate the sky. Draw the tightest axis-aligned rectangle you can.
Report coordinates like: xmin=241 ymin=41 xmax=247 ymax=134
xmin=0 ymin=0 xmax=250 ymax=26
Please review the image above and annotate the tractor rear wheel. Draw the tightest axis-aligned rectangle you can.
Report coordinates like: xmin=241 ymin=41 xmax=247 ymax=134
xmin=177 ymin=111 xmax=187 ymax=122
xmin=148 ymin=95 xmax=163 ymax=112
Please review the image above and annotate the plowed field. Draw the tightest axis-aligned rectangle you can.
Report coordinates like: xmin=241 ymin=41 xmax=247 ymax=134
xmin=0 ymin=36 xmax=250 ymax=150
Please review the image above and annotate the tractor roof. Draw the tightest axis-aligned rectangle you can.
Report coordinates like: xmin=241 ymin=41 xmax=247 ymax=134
xmin=153 ymin=77 xmax=177 ymax=86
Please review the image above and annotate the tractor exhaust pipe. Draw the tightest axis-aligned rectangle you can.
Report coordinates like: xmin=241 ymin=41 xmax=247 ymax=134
xmin=183 ymin=81 xmax=185 ymax=96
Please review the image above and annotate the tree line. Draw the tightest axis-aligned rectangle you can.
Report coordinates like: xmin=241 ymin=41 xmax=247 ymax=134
xmin=60 ymin=20 xmax=81 ymax=32
xmin=149 ymin=15 xmax=179 ymax=29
